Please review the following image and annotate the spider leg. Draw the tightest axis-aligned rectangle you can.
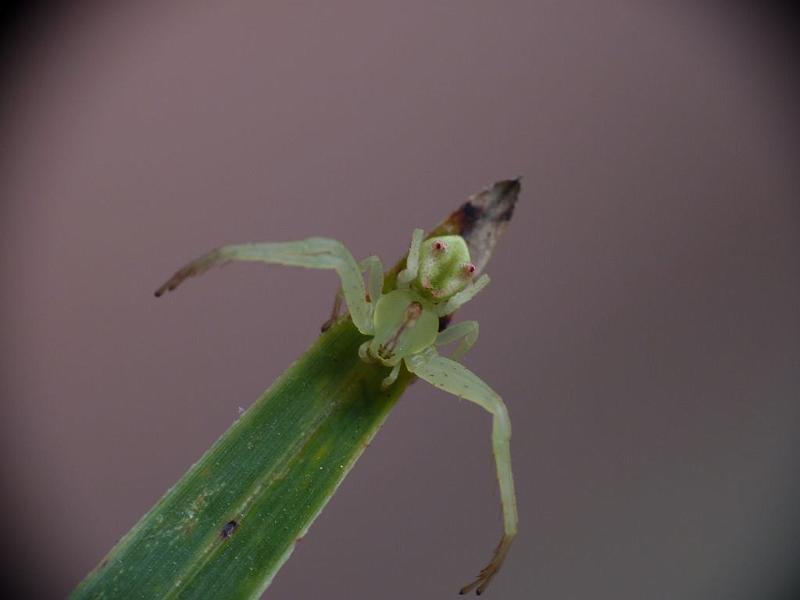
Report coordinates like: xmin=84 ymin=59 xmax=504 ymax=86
xmin=435 ymin=320 xmax=479 ymax=361
xmin=360 ymin=255 xmax=384 ymax=305
xmin=434 ymin=274 xmax=490 ymax=317
xmin=358 ymin=340 xmax=374 ymax=363
xmin=381 ymin=363 xmax=401 ymax=388
xmin=320 ymin=289 xmax=344 ymax=332
xmin=321 ymin=255 xmax=383 ymax=332
xmin=155 ymin=238 xmax=375 ymax=335
xmin=397 ymin=228 xmax=424 ymax=288
xmin=405 ymin=347 xmax=517 ymax=595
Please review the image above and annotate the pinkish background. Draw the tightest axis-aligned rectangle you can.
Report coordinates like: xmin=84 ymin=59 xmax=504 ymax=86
xmin=1 ymin=2 xmax=799 ymax=598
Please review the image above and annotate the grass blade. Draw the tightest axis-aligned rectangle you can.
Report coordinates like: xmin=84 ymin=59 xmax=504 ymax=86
xmin=71 ymin=179 xmax=520 ymax=599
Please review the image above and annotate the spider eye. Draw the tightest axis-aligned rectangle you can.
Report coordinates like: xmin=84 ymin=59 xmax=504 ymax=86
xmin=432 ymin=240 xmax=446 ymax=252
xmin=463 ymin=263 xmax=476 ymax=277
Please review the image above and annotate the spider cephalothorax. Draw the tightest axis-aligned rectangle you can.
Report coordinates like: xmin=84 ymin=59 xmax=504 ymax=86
xmin=155 ymin=228 xmax=517 ymax=595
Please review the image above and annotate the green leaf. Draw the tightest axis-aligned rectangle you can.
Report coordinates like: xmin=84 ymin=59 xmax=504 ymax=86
xmin=71 ymin=179 xmax=520 ymax=599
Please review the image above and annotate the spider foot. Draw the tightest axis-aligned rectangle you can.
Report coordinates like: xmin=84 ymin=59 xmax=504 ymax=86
xmin=358 ymin=341 xmax=374 ymax=364
xmin=381 ymin=364 xmax=400 ymax=388
xmin=458 ymin=535 xmax=514 ymax=595
xmin=320 ymin=314 xmax=339 ymax=332
xmin=154 ymin=251 xmax=223 ymax=297
xmin=320 ymin=291 xmax=344 ymax=332
xmin=154 ymin=267 xmax=192 ymax=297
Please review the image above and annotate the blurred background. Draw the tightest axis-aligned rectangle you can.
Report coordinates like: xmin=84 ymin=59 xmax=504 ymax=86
xmin=1 ymin=2 xmax=798 ymax=598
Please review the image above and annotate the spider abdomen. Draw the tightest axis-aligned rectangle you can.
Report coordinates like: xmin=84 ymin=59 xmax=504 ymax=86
xmin=369 ymin=289 xmax=438 ymax=365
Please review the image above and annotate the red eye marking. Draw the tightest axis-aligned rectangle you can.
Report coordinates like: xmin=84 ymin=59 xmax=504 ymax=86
xmin=433 ymin=240 xmax=446 ymax=252
xmin=464 ymin=263 xmax=476 ymax=276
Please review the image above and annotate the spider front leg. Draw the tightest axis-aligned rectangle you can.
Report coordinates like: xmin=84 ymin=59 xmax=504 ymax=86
xmin=405 ymin=347 xmax=518 ymax=595
xmin=322 ymin=255 xmax=383 ymax=332
xmin=397 ymin=228 xmax=424 ymax=288
xmin=155 ymin=238 xmax=375 ymax=335
xmin=434 ymin=275 xmax=490 ymax=317
xmin=360 ymin=255 xmax=384 ymax=304
xmin=435 ymin=320 xmax=479 ymax=362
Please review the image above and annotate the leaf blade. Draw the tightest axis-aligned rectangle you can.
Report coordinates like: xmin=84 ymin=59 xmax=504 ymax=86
xmin=71 ymin=179 xmax=520 ymax=599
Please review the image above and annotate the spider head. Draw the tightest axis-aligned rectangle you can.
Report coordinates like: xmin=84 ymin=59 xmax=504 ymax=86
xmin=414 ymin=235 xmax=475 ymax=301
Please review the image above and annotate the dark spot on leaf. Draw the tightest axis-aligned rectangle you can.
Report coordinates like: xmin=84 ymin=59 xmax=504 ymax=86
xmin=220 ymin=520 xmax=239 ymax=539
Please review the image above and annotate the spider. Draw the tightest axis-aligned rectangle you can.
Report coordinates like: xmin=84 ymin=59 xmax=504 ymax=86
xmin=155 ymin=228 xmax=518 ymax=595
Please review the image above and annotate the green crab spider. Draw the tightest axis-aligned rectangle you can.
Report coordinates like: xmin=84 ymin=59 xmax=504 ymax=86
xmin=155 ymin=229 xmax=518 ymax=595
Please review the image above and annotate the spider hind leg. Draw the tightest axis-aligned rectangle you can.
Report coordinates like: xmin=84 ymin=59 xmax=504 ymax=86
xmin=405 ymin=348 xmax=518 ymax=595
